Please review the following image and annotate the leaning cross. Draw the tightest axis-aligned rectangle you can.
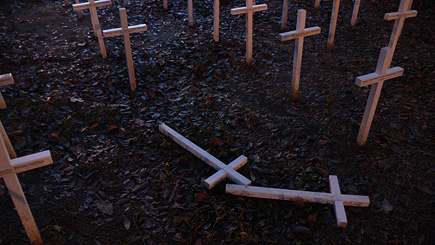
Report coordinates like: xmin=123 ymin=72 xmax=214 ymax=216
xmin=103 ymin=8 xmax=148 ymax=91
xmin=279 ymin=9 xmax=321 ymax=100
xmin=73 ymin=0 xmax=112 ymax=58
xmin=351 ymin=0 xmax=362 ymax=26
xmin=355 ymin=47 xmax=404 ymax=146
xmin=384 ymin=0 xmax=417 ymax=54
xmin=327 ymin=0 xmax=340 ymax=50
xmin=231 ymin=0 xmax=268 ymax=65
xmin=226 ymin=175 xmax=370 ymax=227
xmin=0 ymin=121 xmax=53 ymax=244
xmin=0 ymin=73 xmax=14 ymax=109
xmin=159 ymin=123 xmax=251 ymax=189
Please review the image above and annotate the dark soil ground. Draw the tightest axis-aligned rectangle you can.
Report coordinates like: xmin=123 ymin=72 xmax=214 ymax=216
xmin=0 ymin=0 xmax=434 ymax=244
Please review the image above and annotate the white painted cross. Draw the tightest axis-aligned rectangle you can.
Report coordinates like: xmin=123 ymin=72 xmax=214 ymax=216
xmin=384 ymin=0 xmax=417 ymax=54
xmin=159 ymin=123 xmax=251 ymax=189
xmin=327 ymin=0 xmax=340 ymax=50
xmin=103 ymin=8 xmax=148 ymax=91
xmin=231 ymin=0 xmax=268 ymax=65
xmin=0 ymin=121 xmax=53 ymax=244
xmin=226 ymin=175 xmax=370 ymax=227
xmin=279 ymin=10 xmax=321 ymax=100
xmin=73 ymin=0 xmax=112 ymax=58
xmin=0 ymin=73 xmax=14 ymax=109
xmin=355 ymin=47 xmax=404 ymax=146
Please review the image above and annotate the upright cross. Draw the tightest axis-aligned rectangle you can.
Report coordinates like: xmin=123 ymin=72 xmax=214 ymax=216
xmin=327 ymin=0 xmax=340 ymax=50
xmin=73 ymin=0 xmax=112 ymax=58
xmin=213 ymin=0 xmax=219 ymax=41
xmin=0 ymin=73 xmax=14 ymax=109
xmin=188 ymin=0 xmax=194 ymax=26
xmin=226 ymin=175 xmax=370 ymax=227
xmin=231 ymin=0 xmax=268 ymax=65
xmin=279 ymin=10 xmax=321 ymax=100
xmin=384 ymin=0 xmax=417 ymax=54
xmin=0 ymin=121 xmax=53 ymax=244
xmin=160 ymin=124 xmax=251 ymax=189
xmin=103 ymin=8 xmax=148 ymax=91
xmin=355 ymin=47 xmax=404 ymax=146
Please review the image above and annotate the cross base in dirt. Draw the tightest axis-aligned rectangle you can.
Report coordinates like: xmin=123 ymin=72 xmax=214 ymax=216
xmin=73 ymin=0 xmax=112 ymax=58
xmin=0 ymin=121 xmax=53 ymax=244
xmin=231 ymin=0 xmax=268 ymax=65
xmin=0 ymin=73 xmax=14 ymax=109
xmin=103 ymin=8 xmax=148 ymax=91
xmin=159 ymin=123 xmax=251 ymax=189
xmin=280 ymin=9 xmax=321 ymax=100
xmin=355 ymin=47 xmax=404 ymax=146
xmin=226 ymin=175 xmax=370 ymax=227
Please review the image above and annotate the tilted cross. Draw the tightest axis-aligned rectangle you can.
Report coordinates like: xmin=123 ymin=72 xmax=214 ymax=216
xmin=159 ymin=124 xmax=251 ymax=189
xmin=231 ymin=0 xmax=268 ymax=65
xmin=351 ymin=0 xmax=362 ymax=26
xmin=279 ymin=9 xmax=321 ymax=100
xmin=226 ymin=175 xmax=370 ymax=227
xmin=0 ymin=73 xmax=14 ymax=109
xmin=73 ymin=0 xmax=112 ymax=58
xmin=0 ymin=121 xmax=53 ymax=244
xmin=327 ymin=0 xmax=340 ymax=50
xmin=355 ymin=47 xmax=404 ymax=146
xmin=103 ymin=8 xmax=148 ymax=91
xmin=384 ymin=0 xmax=417 ymax=53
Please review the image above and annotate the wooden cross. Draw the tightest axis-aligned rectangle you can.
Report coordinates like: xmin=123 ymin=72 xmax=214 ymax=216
xmin=279 ymin=10 xmax=321 ymax=100
xmin=213 ymin=0 xmax=219 ymax=41
xmin=384 ymin=0 xmax=417 ymax=53
xmin=226 ymin=175 xmax=370 ymax=227
xmin=231 ymin=0 xmax=268 ymax=65
xmin=103 ymin=8 xmax=148 ymax=91
xmin=327 ymin=0 xmax=340 ymax=50
xmin=281 ymin=0 xmax=289 ymax=30
xmin=0 ymin=73 xmax=14 ymax=109
xmin=163 ymin=0 xmax=168 ymax=10
xmin=159 ymin=124 xmax=251 ymax=189
xmin=355 ymin=47 xmax=404 ymax=146
xmin=188 ymin=0 xmax=194 ymax=26
xmin=74 ymin=0 xmax=83 ymax=19
xmin=73 ymin=0 xmax=112 ymax=58
xmin=351 ymin=0 xmax=362 ymax=26
xmin=0 ymin=121 xmax=53 ymax=244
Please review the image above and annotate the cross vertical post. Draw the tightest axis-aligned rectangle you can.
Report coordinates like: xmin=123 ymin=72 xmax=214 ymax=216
xmin=75 ymin=0 xmax=83 ymax=19
xmin=281 ymin=0 xmax=289 ymax=30
xmin=329 ymin=175 xmax=347 ymax=227
xmin=103 ymin=8 xmax=148 ymax=91
xmin=188 ymin=0 xmax=193 ymax=26
xmin=0 ymin=73 xmax=14 ymax=109
xmin=213 ymin=0 xmax=219 ymax=41
xmin=315 ymin=0 xmax=321 ymax=10
xmin=351 ymin=0 xmax=361 ymax=26
xmin=327 ymin=0 xmax=340 ymax=50
xmin=231 ymin=0 xmax=268 ymax=65
xmin=163 ymin=0 xmax=168 ymax=10
xmin=355 ymin=47 xmax=404 ymax=146
xmin=279 ymin=10 xmax=321 ymax=100
xmin=384 ymin=0 xmax=417 ymax=54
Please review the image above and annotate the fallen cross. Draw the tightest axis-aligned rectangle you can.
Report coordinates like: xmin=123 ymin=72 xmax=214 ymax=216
xmin=0 ymin=121 xmax=53 ymax=244
xmin=279 ymin=9 xmax=321 ymax=100
xmin=103 ymin=8 xmax=148 ymax=91
xmin=159 ymin=123 xmax=251 ymax=189
xmin=355 ymin=47 xmax=404 ymax=146
xmin=73 ymin=0 xmax=112 ymax=58
xmin=226 ymin=175 xmax=370 ymax=227
xmin=0 ymin=73 xmax=14 ymax=109
xmin=231 ymin=0 xmax=268 ymax=65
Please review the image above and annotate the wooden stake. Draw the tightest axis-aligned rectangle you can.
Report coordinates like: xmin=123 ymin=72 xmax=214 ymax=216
xmin=213 ymin=0 xmax=219 ymax=42
xmin=327 ymin=0 xmax=340 ymax=50
xmin=0 ymin=73 xmax=14 ymax=109
xmin=279 ymin=10 xmax=321 ymax=100
xmin=159 ymin=123 xmax=251 ymax=189
xmin=188 ymin=0 xmax=193 ymax=26
xmin=384 ymin=0 xmax=417 ymax=54
xmin=103 ymin=8 xmax=148 ymax=91
xmin=351 ymin=0 xmax=361 ymax=26
xmin=0 ymin=121 xmax=53 ymax=244
xmin=355 ymin=47 xmax=404 ymax=146
xmin=231 ymin=0 xmax=268 ymax=65
xmin=73 ymin=0 xmax=112 ymax=58
xmin=281 ymin=0 xmax=289 ymax=30
xmin=226 ymin=175 xmax=370 ymax=227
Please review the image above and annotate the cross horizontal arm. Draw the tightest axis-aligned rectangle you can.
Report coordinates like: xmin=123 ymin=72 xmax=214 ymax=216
xmin=226 ymin=184 xmax=370 ymax=207
xmin=0 ymin=151 xmax=52 ymax=178
xmin=279 ymin=26 xmax=321 ymax=41
xmin=355 ymin=67 xmax=403 ymax=87
xmin=384 ymin=10 xmax=417 ymax=20
xmin=204 ymin=155 xmax=250 ymax=189
xmin=231 ymin=4 xmax=268 ymax=15
xmin=103 ymin=24 xmax=148 ymax=37
xmin=0 ymin=73 xmax=14 ymax=86
xmin=73 ymin=0 xmax=112 ymax=11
